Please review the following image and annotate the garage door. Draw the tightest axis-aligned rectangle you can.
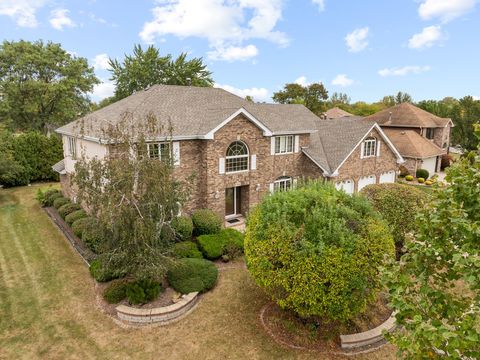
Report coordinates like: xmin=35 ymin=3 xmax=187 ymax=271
xmin=358 ymin=175 xmax=376 ymax=192
xmin=380 ymin=170 xmax=396 ymax=184
xmin=420 ymin=157 xmax=437 ymax=177
xmin=335 ymin=179 xmax=354 ymax=194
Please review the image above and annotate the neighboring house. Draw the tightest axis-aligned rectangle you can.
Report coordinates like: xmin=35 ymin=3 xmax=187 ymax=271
xmin=54 ymin=85 xmax=403 ymax=224
xmin=364 ymin=103 xmax=453 ymax=175
xmin=322 ymin=107 xmax=355 ymax=119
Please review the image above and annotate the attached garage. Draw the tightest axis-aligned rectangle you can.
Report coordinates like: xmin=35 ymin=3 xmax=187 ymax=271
xmin=420 ymin=157 xmax=437 ymax=177
xmin=379 ymin=170 xmax=396 ymax=184
xmin=358 ymin=175 xmax=376 ymax=192
xmin=335 ymin=179 xmax=354 ymax=194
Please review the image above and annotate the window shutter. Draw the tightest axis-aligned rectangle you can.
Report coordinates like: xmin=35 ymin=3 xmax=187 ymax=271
xmin=251 ymin=154 xmax=257 ymax=170
xmin=376 ymin=141 xmax=381 ymax=157
xmin=172 ymin=141 xmax=180 ymax=165
xmin=294 ymin=135 xmax=300 ymax=153
xmin=360 ymin=141 xmax=365 ymax=159
xmin=270 ymin=137 xmax=276 ymax=155
xmin=219 ymin=158 xmax=225 ymax=174
xmin=292 ymin=178 xmax=298 ymax=188
xmin=269 ymin=183 xmax=274 ymax=193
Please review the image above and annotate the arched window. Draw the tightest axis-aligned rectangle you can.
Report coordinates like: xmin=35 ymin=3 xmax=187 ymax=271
xmin=363 ymin=137 xmax=377 ymax=158
xmin=226 ymin=141 xmax=249 ymax=173
xmin=274 ymin=176 xmax=292 ymax=192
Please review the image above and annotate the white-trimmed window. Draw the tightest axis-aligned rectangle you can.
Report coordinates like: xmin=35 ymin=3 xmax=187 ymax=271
xmin=274 ymin=176 xmax=292 ymax=192
xmin=426 ymin=128 xmax=434 ymax=140
xmin=146 ymin=142 xmax=171 ymax=160
xmin=226 ymin=141 xmax=249 ymax=173
xmin=274 ymin=135 xmax=294 ymax=154
xmin=67 ymin=136 xmax=77 ymax=159
xmin=362 ymin=137 xmax=377 ymax=158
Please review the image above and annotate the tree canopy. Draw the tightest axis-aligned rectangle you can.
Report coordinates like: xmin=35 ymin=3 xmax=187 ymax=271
xmin=272 ymin=82 xmax=329 ymax=115
xmin=108 ymin=44 xmax=213 ymax=101
xmin=0 ymin=40 xmax=99 ymax=132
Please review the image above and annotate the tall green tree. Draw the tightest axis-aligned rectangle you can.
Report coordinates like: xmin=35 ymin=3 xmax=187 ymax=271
xmin=109 ymin=44 xmax=213 ymax=101
xmin=382 ymin=91 xmax=413 ymax=107
xmin=0 ymin=40 xmax=99 ymax=132
xmin=272 ymin=82 xmax=329 ymax=115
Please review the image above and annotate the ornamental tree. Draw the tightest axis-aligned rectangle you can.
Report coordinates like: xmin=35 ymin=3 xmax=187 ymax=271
xmin=245 ymin=182 xmax=395 ymax=322
xmin=383 ymin=125 xmax=480 ymax=358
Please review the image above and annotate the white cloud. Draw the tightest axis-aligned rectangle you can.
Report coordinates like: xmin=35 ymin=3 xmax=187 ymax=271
xmin=0 ymin=0 xmax=46 ymax=27
xmin=331 ymin=74 xmax=354 ymax=87
xmin=345 ymin=27 xmax=369 ymax=53
xmin=378 ymin=65 xmax=431 ymax=77
xmin=207 ymin=44 xmax=258 ymax=61
xmin=90 ymin=79 xmax=115 ymax=101
xmin=49 ymin=8 xmax=76 ymax=30
xmin=294 ymin=76 xmax=310 ymax=86
xmin=408 ymin=25 xmax=445 ymax=49
xmin=139 ymin=0 xmax=288 ymax=61
xmin=214 ymin=83 xmax=270 ymax=102
xmin=473 ymin=95 xmax=480 ymax=100
xmin=92 ymin=54 xmax=111 ymax=70
xmin=312 ymin=0 xmax=325 ymax=11
xmin=418 ymin=0 xmax=476 ymax=22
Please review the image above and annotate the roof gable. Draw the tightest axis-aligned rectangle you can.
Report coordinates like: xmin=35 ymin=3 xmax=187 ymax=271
xmin=383 ymin=129 xmax=446 ymax=158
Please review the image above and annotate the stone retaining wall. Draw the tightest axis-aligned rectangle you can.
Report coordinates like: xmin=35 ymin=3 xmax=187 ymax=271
xmin=340 ymin=312 xmax=396 ymax=349
xmin=116 ymin=292 xmax=199 ymax=325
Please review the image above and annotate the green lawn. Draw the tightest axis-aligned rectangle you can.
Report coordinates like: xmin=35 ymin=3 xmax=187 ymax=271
xmin=0 ymin=184 xmax=396 ymax=360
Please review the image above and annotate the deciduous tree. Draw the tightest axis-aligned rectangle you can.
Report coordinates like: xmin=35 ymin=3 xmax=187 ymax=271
xmin=272 ymin=82 xmax=329 ymax=115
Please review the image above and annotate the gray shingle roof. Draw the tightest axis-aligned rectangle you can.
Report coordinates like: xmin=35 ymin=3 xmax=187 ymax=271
xmin=56 ymin=85 xmax=319 ymax=140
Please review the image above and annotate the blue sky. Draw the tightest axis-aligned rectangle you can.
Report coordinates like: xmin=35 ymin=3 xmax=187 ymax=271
xmin=1 ymin=0 xmax=479 ymax=103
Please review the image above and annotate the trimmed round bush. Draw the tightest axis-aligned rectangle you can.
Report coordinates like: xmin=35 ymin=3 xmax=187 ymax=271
xmin=192 ymin=209 xmax=222 ymax=236
xmin=71 ymin=217 xmax=96 ymax=238
xmin=197 ymin=228 xmax=244 ymax=260
xmin=82 ymin=220 xmax=108 ymax=254
xmin=425 ymin=180 xmax=433 ymax=186
xmin=89 ymin=258 xmax=117 ymax=282
xmin=416 ymin=168 xmax=429 ymax=180
xmin=245 ymin=182 xmax=395 ymax=322
xmin=171 ymin=215 xmax=194 ymax=240
xmin=417 ymin=177 xmax=425 ymax=183
xmin=53 ymin=196 xmax=70 ymax=209
xmin=172 ymin=241 xmax=203 ymax=259
xmin=58 ymin=203 xmax=81 ymax=219
xmin=65 ymin=209 xmax=87 ymax=226
xmin=405 ymin=175 xmax=414 ymax=181
xmin=167 ymin=258 xmax=218 ymax=294
xmin=362 ymin=183 xmax=428 ymax=252
xmin=125 ymin=279 xmax=162 ymax=305
xmin=103 ymin=279 xmax=130 ymax=304
xmin=45 ymin=192 xmax=63 ymax=207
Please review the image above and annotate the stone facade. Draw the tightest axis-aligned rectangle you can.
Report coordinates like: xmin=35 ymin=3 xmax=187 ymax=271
xmin=433 ymin=125 xmax=451 ymax=150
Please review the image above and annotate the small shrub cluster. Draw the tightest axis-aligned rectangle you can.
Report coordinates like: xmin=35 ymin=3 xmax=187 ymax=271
xmin=71 ymin=217 xmax=95 ymax=238
xmin=167 ymin=258 xmax=218 ymax=294
xmin=415 ymin=168 xmax=429 ymax=180
xmin=192 ymin=209 xmax=222 ymax=236
xmin=172 ymin=241 xmax=203 ymax=259
xmin=171 ymin=215 xmax=193 ymax=240
xmin=58 ymin=203 xmax=81 ymax=219
xmin=125 ymin=279 xmax=163 ymax=305
xmin=417 ymin=177 xmax=425 ymax=183
xmin=103 ymin=279 xmax=131 ymax=304
xmin=441 ymin=154 xmax=453 ymax=170
xmin=37 ymin=188 xmax=62 ymax=207
xmin=197 ymin=228 xmax=244 ymax=260
xmin=53 ymin=197 xmax=70 ymax=209
xmin=89 ymin=258 xmax=121 ymax=282
xmin=405 ymin=175 xmax=414 ymax=181
xmin=424 ymin=180 xmax=433 ymax=186
xmin=82 ymin=220 xmax=108 ymax=253
xmin=65 ymin=209 xmax=87 ymax=226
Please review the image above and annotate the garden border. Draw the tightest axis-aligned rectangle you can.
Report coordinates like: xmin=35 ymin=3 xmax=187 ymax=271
xmin=340 ymin=312 xmax=396 ymax=349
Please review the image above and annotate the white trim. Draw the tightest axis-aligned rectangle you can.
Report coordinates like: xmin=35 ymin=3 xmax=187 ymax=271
xmin=270 ymin=137 xmax=275 ymax=155
xmin=294 ymin=135 xmax=300 ymax=153
xmin=219 ymin=158 xmax=225 ymax=174
xmin=269 ymin=183 xmax=274 ymax=193
xmin=205 ymin=108 xmax=272 ymax=139
xmin=271 ymin=130 xmax=318 ymax=135
xmin=376 ymin=140 xmax=381 ymax=157
xmin=251 ymin=154 xmax=257 ymax=170
xmin=360 ymin=141 xmax=365 ymax=159
xmin=172 ymin=141 xmax=180 ymax=166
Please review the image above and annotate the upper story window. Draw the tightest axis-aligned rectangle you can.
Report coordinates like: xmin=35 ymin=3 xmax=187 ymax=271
xmin=274 ymin=176 xmax=292 ymax=192
xmin=147 ymin=142 xmax=171 ymax=161
xmin=67 ymin=136 xmax=77 ymax=160
xmin=426 ymin=128 xmax=435 ymax=140
xmin=275 ymin=135 xmax=294 ymax=154
xmin=362 ymin=137 xmax=377 ymax=158
xmin=226 ymin=141 xmax=249 ymax=173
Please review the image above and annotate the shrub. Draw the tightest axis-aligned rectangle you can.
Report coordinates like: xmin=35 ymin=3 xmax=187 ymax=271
xmin=171 ymin=215 xmax=194 ymax=240
xmin=172 ymin=241 xmax=203 ymax=259
xmin=89 ymin=258 xmax=117 ymax=282
xmin=197 ymin=228 xmax=244 ymax=260
xmin=399 ymin=165 xmax=410 ymax=177
xmin=53 ymin=197 xmax=70 ymax=209
xmin=58 ymin=203 xmax=81 ymax=219
xmin=441 ymin=154 xmax=453 ymax=170
xmin=405 ymin=175 xmax=414 ymax=181
xmin=244 ymin=181 xmax=395 ymax=322
xmin=416 ymin=168 xmax=429 ymax=180
xmin=82 ymin=220 xmax=108 ymax=254
xmin=65 ymin=209 xmax=87 ymax=226
xmin=125 ymin=279 xmax=162 ymax=305
xmin=36 ymin=188 xmax=61 ymax=207
xmin=192 ymin=209 xmax=222 ymax=236
xmin=424 ymin=180 xmax=433 ymax=186
xmin=45 ymin=192 xmax=63 ymax=207
xmin=168 ymin=258 xmax=218 ymax=294
xmin=103 ymin=279 xmax=130 ymax=304
xmin=71 ymin=217 xmax=96 ymax=238
xmin=417 ymin=177 xmax=425 ymax=183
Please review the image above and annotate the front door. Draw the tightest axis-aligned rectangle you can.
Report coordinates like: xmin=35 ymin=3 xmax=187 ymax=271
xmin=225 ymin=187 xmax=241 ymax=218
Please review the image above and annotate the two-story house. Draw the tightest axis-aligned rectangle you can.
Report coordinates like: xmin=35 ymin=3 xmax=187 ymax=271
xmin=54 ymin=85 xmax=403 ymax=224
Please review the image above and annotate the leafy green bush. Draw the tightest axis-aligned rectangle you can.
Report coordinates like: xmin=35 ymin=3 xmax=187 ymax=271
xmin=58 ymin=203 xmax=81 ymax=219
xmin=416 ymin=168 xmax=429 ymax=179
xmin=172 ymin=241 xmax=203 ymax=259
xmin=65 ymin=209 xmax=87 ymax=226
xmin=424 ymin=180 xmax=433 ymax=186
xmin=405 ymin=175 xmax=414 ymax=181
xmin=192 ymin=209 xmax=222 ymax=236
xmin=362 ymin=183 xmax=428 ymax=255
xmin=245 ymin=181 xmax=395 ymax=322
xmin=125 ymin=279 xmax=162 ymax=305
xmin=82 ymin=220 xmax=108 ymax=254
xmin=53 ymin=196 xmax=70 ymax=209
xmin=45 ymin=192 xmax=63 ymax=207
xmin=89 ymin=258 xmax=118 ymax=282
xmin=36 ymin=188 xmax=61 ymax=206
xmin=167 ymin=258 xmax=218 ymax=294
xmin=103 ymin=279 xmax=130 ymax=304
xmin=171 ymin=215 xmax=194 ymax=240
xmin=71 ymin=217 xmax=96 ymax=238
xmin=417 ymin=177 xmax=425 ymax=183
xmin=197 ymin=228 xmax=244 ymax=260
